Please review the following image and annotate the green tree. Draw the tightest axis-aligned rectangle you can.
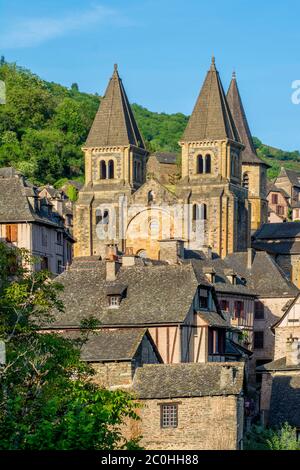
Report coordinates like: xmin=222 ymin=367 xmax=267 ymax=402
xmin=0 ymin=243 xmax=140 ymax=450
xmin=244 ymin=423 xmax=300 ymax=450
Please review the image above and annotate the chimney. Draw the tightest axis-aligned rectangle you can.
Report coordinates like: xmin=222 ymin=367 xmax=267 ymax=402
xmin=224 ymin=268 xmax=236 ymax=285
xmin=203 ymin=266 xmax=216 ymax=283
xmin=105 ymin=241 xmax=120 ymax=281
xmin=286 ymin=335 xmax=300 ymax=366
xmin=247 ymin=248 xmax=255 ymax=270
xmin=220 ymin=365 xmax=235 ymax=388
xmin=202 ymin=245 xmax=212 ymax=260
xmin=159 ymin=239 xmax=184 ymax=264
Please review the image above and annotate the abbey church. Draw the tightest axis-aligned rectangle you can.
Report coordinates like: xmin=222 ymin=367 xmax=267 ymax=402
xmin=74 ymin=58 xmax=269 ymax=260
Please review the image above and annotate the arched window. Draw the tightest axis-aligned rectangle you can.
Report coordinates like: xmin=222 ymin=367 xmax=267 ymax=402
xmin=197 ymin=155 xmax=203 ymax=174
xmin=243 ymin=173 xmax=249 ymax=189
xmin=192 ymin=204 xmax=199 ymax=221
xmin=108 ymin=160 xmax=114 ymax=179
xmin=148 ymin=190 xmax=154 ymax=204
xmin=96 ymin=209 xmax=109 ymax=225
xmin=205 ymin=154 xmax=211 ymax=174
xmin=200 ymin=203 xmax=207 ymax=220
xmin=100 ymin=161 xmax=106 ymax=179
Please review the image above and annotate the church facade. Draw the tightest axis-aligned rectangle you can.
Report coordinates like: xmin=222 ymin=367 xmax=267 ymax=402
xmin=74 ymin=59 xmax=267 ymax=260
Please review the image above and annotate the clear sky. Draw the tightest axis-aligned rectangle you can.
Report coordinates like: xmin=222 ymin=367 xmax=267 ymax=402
xmin=1 ymin=0 xmax=300 ymax=150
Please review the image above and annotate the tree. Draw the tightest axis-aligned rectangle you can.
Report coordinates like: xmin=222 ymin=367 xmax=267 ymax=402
xmin=0 ymin=243 xmax=140 ymax=450
xmin=244 ymin=423 xmax=300 ymax=450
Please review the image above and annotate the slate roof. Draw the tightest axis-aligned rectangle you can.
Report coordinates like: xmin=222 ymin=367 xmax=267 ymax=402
xmin=185 ymin=258 xmax=256 ymax=297
xmin=0 ymin=167 xmax=63 ymax=228
xmin=85 ymin=65 xmax=145 ymax=149
xmin=225 ymin=251 xmax=298 ymax=298
xmin=267 ymin=181 xmax=289 ymax=198
xmin=252 ymin=240 xmax=300 ymax=255
xmin=63 ymin=328 xmax=158 ymax=362
xmin=268 ymin=373 xmax=300 ymax=427
xmin=278 ymin=167 xmax=300 ymax=188
xmin=227 ymin=74 xmax=269 ymax=167
xmin=257 ymin=356 xmax=300 ymax=372
xmin=153 ymin=152 xmax=177 ymax=164
xmin=182 ymin=58 xmax=240 ymax=142
xmin=132 ymin=362 xmax=244 ymax=399
xmin=45 ymin=257 xmax=213 ymax=328
xmin=253 ymin=222 xmax=300 ymax=240
xmin=197 ymin=311 xmax=229 ymax=328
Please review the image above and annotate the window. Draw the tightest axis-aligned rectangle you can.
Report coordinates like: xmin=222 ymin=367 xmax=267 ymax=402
xmin=193 ymin=203 xmax=207 ymax=221
xmin=41 ymin=228 xmax=47 ymax=247
xmin=100 ymin=160 xmax=107 ymax=179
xmin=200 ymin=203 xmax=207 ymax=220
xmin=57 ymin=231 xmax=63 ymax=245
xmin=234 ymin=301 xmax=244 ymax=319
xmin=96 ymin=209 xmax=109 ymax=225
xmin=199 ymin=288 xmax=209 ymax=309
xmin=242 ymin=173 xmax=249 ymax=189
xmin=220 ymin=300 xmax=230 ymax=312
xmin=208 ymin=329 xmax=225 ymax=354
xmin=254 ymin=301 xmax=264 ymax=319
xmin=41 ymin=256 xmax=48 ymax=271
xmin=205 ymin=154 xmax=211 ymax=173
xmin=192 ymin=203 xmax=199 ymax=221
xmin=197 ymin=155 xmax=203 ymax=174
xmin=57 ymin=259 xmax=62 ymax=274
xmin=109 ymin=296 xmax=120 ymax=307
xmin=276 ymin=205 xmax=284 ymax=216
xmin=108 ymin=160 xmax=114 ymax=179
xmin=5 ymin=224 xmax=18 ymax=243
xmin=271 ymin=194 xmax=278 ymax=204
xmin=254 ymin=331 xmax=264 ymax=349
xmin=148 ymin=190 xmax=154 ymax=204
xmin=161 ymin=404 xmax=178 ymax=428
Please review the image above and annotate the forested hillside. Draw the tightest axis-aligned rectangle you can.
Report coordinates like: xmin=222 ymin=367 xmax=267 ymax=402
xmin=0 ymin=60 xmax=299 ymax=186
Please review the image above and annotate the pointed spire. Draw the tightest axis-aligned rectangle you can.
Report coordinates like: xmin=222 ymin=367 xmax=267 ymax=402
xmin=85 ymin=65 xmax=145 ymax=148
xmin=182 ymin=58 xmax=239 ymax=142
xmin=227 ymin=74 xmax=269 ymax=166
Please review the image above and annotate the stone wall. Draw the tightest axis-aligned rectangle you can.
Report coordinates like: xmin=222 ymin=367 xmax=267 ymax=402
xmin=91 ymin=361 xmax=133 ymax=388
xmin=274 ymin=326 xmax=300 ymax=359
xmin=135 ymin=395 xmax=243 ymax=450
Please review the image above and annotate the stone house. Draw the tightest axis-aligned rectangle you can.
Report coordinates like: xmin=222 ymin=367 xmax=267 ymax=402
xmin=146 ymin=152 xmax=179 ymax=185
xmin=225 ymin=249 xmax=299 ymax=385
xmin=252 ymin=222 xmax=300 ymax=288
xmin=64 ymin=328 xmax=162 ymax=389
xmin=0 ymin=167 xmax=74 ymax=275
xmin=273 ymin=167 xmax=300 ymax=220
xmin=42 ymin=240 xmax=245 ymax=366
xmin=267 ymin=182 xmax=290 ymax=222
xmin=258 ymin=294 xmax=300 ymax=428
xmin=131 ymin=362 xmax=245 ymax=450
xmin=38 ymin=185 xmax=74 ymax=232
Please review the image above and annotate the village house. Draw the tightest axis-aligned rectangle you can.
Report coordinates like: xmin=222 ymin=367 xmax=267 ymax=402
xmin=252 ymin=222 xmax=300 ymax=289
xmin=42 ymin=239 xmax=249 ymax=365
xmin=131 ymin=362 xmax=245 ymax=450
xmin=146 ymin=152 xmax=179 ymax=185
xmin=258 ymin=292 xmax=300 ymax=432
xmin=38 ymin=184 xmax=74 ymax=232
xmin=0 ymin=167 xmax=74 ymax=274
xmin=271 ymin=167 xmax=300 ymax=221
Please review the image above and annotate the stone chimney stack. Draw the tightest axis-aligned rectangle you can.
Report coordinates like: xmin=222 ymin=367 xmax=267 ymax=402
xmin=247 ymin=248 xmax=255 ymax=270
xmin=220 ymin=365 xmax=235 ymax=388
xmin=286 ymin=335 xmax=300 ymax=366
xmin=159 ymin=239 xmax=184 ymax=264
xmin=105 ymin=241 xmax=120 ymax=281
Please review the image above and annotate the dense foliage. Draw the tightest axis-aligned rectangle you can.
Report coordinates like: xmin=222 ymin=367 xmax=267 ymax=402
xmin=244 ymin=423 xmax=300 ymax=450
xmin=0 ymin=243 xmax=140 ymax=450
xmin=0 ymin=59 xmax=299 ymax=186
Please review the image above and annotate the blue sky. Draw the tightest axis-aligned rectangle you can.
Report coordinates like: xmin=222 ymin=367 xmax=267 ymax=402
xmin=1 ymin=0 xmax=300 ymax=150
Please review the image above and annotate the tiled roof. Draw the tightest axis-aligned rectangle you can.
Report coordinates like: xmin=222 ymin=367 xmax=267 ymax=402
xmin=182 ymin=58 xmax=240 ymax=142
xmin=132 ymin=362 xmax=244 ymax=399
xmin=278 ymin=168 xmax=300 ymax=188
xmin=85 ymin=65 xmax=145 ymax=149
xmin=225 ymin=251 xmax=298 ymax=298
xmin=45 ymin=257 xmax=213 ymax=328
xmin=197 ymin=311 xmax=229 ymax=328
xmin=227 ymin=74 xmax=269 ymax=167
xmin=253 ymin=222 xmax=300 ymax=240
xmin=153 ymin=152 xmax=177 ymax=164
xmin=257 ymin=356 xmax=300 ymax=372
xmin=63 ymin=328 xmax=158 ymax=362
xmin=268 ymin=371 xmax=300 ymax=427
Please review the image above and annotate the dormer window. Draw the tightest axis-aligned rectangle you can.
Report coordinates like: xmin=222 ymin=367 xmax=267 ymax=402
xmin=199 ymin=288 xmax=209 ymax=309
xmin=109 ymin=296 xmax=120 ymax=308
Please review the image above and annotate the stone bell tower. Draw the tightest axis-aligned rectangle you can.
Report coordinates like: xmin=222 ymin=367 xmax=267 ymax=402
xmin=74 ymin=64 xmax=148 ymax=258
xmin=177 ymin=57 xmax=251 ymax=257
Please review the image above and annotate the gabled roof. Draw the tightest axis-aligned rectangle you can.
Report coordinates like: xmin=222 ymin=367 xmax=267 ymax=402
xmin=85 ymin=65 xmax=145 ymax=149
xmin=253 ymin=222 xmax=300 ymax=240
xmin=44 ymin=257 xmax=213 ymax=328
xmin=225 ymin=251 xmax=298 ymax=298
xmin=182 ymin=57 xmax=240 ymax=142
xmin=152 ymin=152 xmax=177 ymax=164
xmin=132 ymin=362 xmax=244 ymax=399
xmin=271 ymin=292 xmax=300 ymax=330
xmin=277 ymin=167 xmax=300 ymax=188
xmin=227 ymin=73 xmax=269 ymax=167
xmin=257 ymin=356 xmax=300 ymax=372
xmin=63 ymin=328 xmax=162 ymax=363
